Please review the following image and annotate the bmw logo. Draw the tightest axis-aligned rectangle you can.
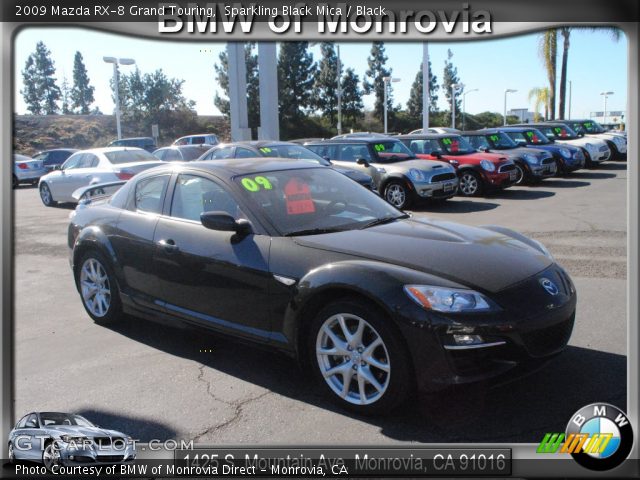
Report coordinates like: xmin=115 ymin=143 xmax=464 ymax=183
xmin=539 ymin=278 xmax=559 ymax=296
xmin=565 ymin=403 xmax=634 ymax=471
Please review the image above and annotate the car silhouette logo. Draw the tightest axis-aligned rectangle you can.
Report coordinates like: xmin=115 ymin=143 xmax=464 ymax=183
xmin=540 ymin=278 xmax=559 ymax=296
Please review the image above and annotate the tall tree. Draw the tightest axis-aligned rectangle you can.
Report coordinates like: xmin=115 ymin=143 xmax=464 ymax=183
xmin=363 ymin=42 xmax=392 ymax=119
xmin=406 ymin=60 xmax=439 ymax=122
xmin=20 ymin=41 xmax=61 ymax=114
xmin=60 ymin=76 xmax=72 ymax=114
xmin=313 ymin=42 xmax=340 ymax=125
xmin=21 ymin=55 xmax=42 ymax=114
xmin=340 ymin=68 xmax=364 ymax=127
xmin=538 ymin=30 xmax=557 ymax=120
xmin=528 ymin=87 xmax=550 ymax=121
xmin=442 ymin=49 xmax=461 ymax=127
xmin=277 ymin=42 xmax=316 ymax=123
xmin=213 ymin=43 xmax=260 ymax=131
xmin=70 ymin=51 xmax=95 ymax=114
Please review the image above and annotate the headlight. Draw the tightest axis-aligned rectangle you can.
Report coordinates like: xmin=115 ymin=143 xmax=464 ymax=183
xmin=376 ymin=167 xmax=387 ymax=174
xmin=60 ymin=435 xmax=90 ymax=445
xmin=408 ymin=168 xmax=426 ymax=182
xmin=404 ymin=285 xmax=495 ymax=313
xmin=613 ymin=136 xmax=625 ymax=147
xmin=531 ymin=239 xmax=554 ymax=260
xmin=559 ymin=148 xmax=571 ymax=158
xmin=125 ymin=436 xmax=134 ymax=446
xmin=523 ymin=153 xmax=538 ymax=164
xmin=573 ymin=149 xmax=584 ymax=160
xmin=479 ymin=159 xmax=495 ymax=172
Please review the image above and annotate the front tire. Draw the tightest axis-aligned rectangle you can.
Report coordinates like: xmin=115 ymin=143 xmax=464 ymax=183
xmin=383 ymin=181 xmax=412 ymax=209
xmin=77 ymin=250 xmax=123 ymax=325
xmin=458 ymin=170 xmax=483 ymax=196
xmin=8 ymin=442 xmax=15 ymax=464
xmin=514 ymin=163 xmax=527 ymax=185
xmin=42 ymin=441 xmax=60 ymax=471
xmin=308 ymin=299 xmax=412 ymax=415
xmin=39 ymin=183 xmax=57 ymax=206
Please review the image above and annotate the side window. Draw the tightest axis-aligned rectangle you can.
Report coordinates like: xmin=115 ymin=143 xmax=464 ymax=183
xmin=175 ymin=138 xmax=188 ymax=146
xmin=154 ymin=149 xmax=166 ymax=160
xmin=134 ymin=175 xmax=170 ymax=214
xmin=34 ymin=152 xmax=48 ymax=163
xmin=164 ymin=149 xmax=182 ymax=162
xmin=171 ymin=174 xmax=242 ymax=222
xmin=408 ymin=140 xmax=425 ymax=154
xmin=235 ymin=148 xmax=257 ymax=159
xmin=16 ymin=415 xmax=29 ymax=429
xmin=337 ymin=144 xmax=358 ymax=162
xmin=191 ymin=137 xmax=206 ymax=145
xmin=78 ymin=154 xmax=98 ymax=168
xmin=209 ymin=147 xmax=234 ymax=160
xmin=25 ymin=414 xmax=38 ymax=428
xmin=62 ymin=154 xmax=83 ymax=170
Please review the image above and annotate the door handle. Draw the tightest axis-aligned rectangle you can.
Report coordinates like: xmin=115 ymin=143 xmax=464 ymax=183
xmin=158 ymin=239 xmax=179 ymax=253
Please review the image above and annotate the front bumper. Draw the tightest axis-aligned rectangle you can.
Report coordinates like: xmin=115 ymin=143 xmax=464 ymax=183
xmin=481 ymin=169 xmax=517 ymax=189
xmin=412 ymin=178 xmax=458 ymax=200
xmin=394 ymin=265 xmax=577 ymax=393
xmin=59 ymin=443 xmax=136 ymax=465
xmin=527 ymin=160 xmax=557 ymax=178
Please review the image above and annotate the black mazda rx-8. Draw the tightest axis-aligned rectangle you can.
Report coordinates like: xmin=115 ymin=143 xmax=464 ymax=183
xmin=68 ymin=159 xmax=576 ymax=414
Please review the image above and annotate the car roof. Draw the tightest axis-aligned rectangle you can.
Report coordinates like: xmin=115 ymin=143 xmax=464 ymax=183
xmin=397 ymin=133 xmax=458 ymax=139
xmin=461 ymin=129 xmax=502 ymax=135
xmin=305 ymin=136 xmax=403 ymax=144
xmin=76 ymin=147 xmax=146 ymax=154
xmin=113 ymin=137 xmax=154 ymax=141
xmin=147 ymin=158 xmax=321 ymax=178
xmin=37 ymin=148 xmax=79 ymax=153
xmin=157 ymin=145 xmax=209 ymax=150
xmin=495 ymin=126 xmax=537 ymax=132
xmin=213 ymin=141 xmax=301 ymax=149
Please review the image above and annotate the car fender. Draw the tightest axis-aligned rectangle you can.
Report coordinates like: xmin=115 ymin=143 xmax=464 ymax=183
xmin=379 ymin=172 xmax=413 ymax=193
xmin=72 ymin=226 xmax=119 ymax=287
xmin=284 ymin=259 xmax=465 ymax=357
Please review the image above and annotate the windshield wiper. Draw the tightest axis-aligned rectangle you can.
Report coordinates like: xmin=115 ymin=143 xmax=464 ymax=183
xmin=359 ymin=214 xmax=409 ymax=230
xmin=284 ymin=227 xmax=347 ymax=237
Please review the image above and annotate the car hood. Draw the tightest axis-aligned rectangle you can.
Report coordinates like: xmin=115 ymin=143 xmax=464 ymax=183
xmin=485 ymin=146 xmax=550 ymax=159
xmin=292 ymin=217 xmax=552 ymax=292
xmin=379 ymin=159 xmax=454 ymax=173
xmin=552 ymin=136 xmax=605 ymax=148
xmin=45 ymin=425 xmax=128 ymax=438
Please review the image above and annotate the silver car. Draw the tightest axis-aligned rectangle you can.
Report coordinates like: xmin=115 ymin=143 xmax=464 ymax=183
xmin=305 ymin=136 xmax=458 ymax=209
xmin=8 ymin=412 xmax=135 ymax=470
xmin=13 ymin=154 xmax=48 ymax=188
xmin=38 ymin=147 xmax=163 ymax=206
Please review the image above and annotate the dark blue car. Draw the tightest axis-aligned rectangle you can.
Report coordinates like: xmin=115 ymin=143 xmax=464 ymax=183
xmin=497 ymin=127 xmax=585 ymax=174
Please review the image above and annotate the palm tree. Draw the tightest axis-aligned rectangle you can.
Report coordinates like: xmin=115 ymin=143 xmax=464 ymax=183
xmin=528 ymin=87 xmax=550 ymax=121
xmin=538 ymin=30 xmax=557 ymax=120
xmin=558 ymin=27 xmax=621 ymax=119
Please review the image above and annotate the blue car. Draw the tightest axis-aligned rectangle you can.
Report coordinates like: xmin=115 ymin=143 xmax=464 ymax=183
xmin=496 ymin=127 xmax=585 ymax=174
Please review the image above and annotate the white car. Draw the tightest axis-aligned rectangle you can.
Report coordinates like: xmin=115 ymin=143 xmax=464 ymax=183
xmin=38 ymin=147 xmax=163 ymax=206
xmin=525 ymin=123 xmax=611 ymax=166
xmin=552 ymin=119 xmax=626 ymax=160
xmin=409 ymin=127 xmax=462 ymax=135
xmin=13 ymin=154 xmax=48 ymax=188
xmin=172 ymin=133 xmax=219 ymax=146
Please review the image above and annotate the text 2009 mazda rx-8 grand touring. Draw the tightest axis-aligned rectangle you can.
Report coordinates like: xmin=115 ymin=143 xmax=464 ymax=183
xmin=68 ymin=159 xmax=576 ymax=414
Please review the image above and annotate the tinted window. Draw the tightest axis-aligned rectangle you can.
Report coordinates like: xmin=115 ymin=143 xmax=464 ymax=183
xmin=336 ymin=144 xmax=371 ymax=162
xmin=164 ymin=149 xmax=182 ymax=162
xmin=39 ymin=413 xmax=95 ymax=427
xmin=464 ymin=136 xmax=490 ymax=150
xmin=62 ymin=153 xmax=84 ymax=170
xmin=370 ymin=140 xmax=415 ymax=162
xmin=181 ymin=147 xmax=207 ymax=161
xmin=153 ymin=149 xmax=166 ymax=160
xmin=134 ymin=175 xmax=170 ymax=214
xmin=25 ymin=414 xmax=38 ymax=428
xmin=206 ymin=147 xmax=234 ymax=160
xmin=104 ymin=149 xmax=157 ymax=164
xmin=33 ymin=152 xmax=48 ymax=163
xmin=404 ymin=139 xmax=442 ymax=155
xmin=171 ymin=175 xmax=242 ymax=222
xmin=235 ymin=147 xmax=258 ymax=159
xmin=77 ymin=153 xmax=98 ymax=168
xmin=190 ymin=136 xmax=206 ymax=145
xmin=16 ymin=415 xmax=29 ymax=429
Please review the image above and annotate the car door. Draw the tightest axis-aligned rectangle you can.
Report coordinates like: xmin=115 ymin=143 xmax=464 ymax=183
xmin=332 ymin=143 xmax=385 ymax=188
xmin=55 ymin=153 xmax=100 ymax=201
xmin=111 ymin=173 xmax=172 ymax=310
xmin=151 ymin=173 xmax=272 ymax=342
xmin=201 ymin=146 xmax=235 ymax=160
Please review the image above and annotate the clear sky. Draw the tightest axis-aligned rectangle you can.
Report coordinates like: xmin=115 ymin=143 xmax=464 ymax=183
xmin=14 ymin=27 xmax=627 ymax=119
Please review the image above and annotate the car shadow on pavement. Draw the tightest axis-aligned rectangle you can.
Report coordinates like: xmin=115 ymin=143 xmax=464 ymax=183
xmin=411 ymin=199 xmax=499 ymax=214
xmin=569 ymin=171 xmax=617 ymax=180
xmin=537 ymin=179 xmax=591 ymax=189
xmin=490 ymin=189 xmax=555 ymax=200
xmin=597 ymin=162 xmax=627 ymax=171
xmin=75 ymin=409 xmax=177 ymax=442
xmin=106 ymin=318 xmax=626 ymax=444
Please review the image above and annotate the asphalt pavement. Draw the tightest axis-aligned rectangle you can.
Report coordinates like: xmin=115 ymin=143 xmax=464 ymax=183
xmin=13 ymin=161 xmax=627 ymax=444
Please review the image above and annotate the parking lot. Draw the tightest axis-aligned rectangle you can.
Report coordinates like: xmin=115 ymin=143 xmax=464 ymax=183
xmin=13 ymin=162 xmax=627 ymax=445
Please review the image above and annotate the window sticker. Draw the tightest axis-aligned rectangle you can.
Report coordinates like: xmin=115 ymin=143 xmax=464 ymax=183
xmin=489 ymin=134 xmax=500 ymax=142
xmin=442 ymin=138 xmax=453 ymax=145
xmin=373 ymin=144 xmax=386 ymax=152
xmin=284 ymin=178 xmax=315 ymax=215
xmin=259 ymin=147 xmax=272 ymax=154
xmin=241 ymin=176 xmax=273 ymax=192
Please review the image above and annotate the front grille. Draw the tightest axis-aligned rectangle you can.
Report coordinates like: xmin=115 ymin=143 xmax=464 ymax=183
xmin=541 ymin=157 xmax=555 ymax=165
xmin=93 ymin=437 xmax=111 ymax=447
xmin=96 ymin=455 xmax=125 ymax=463
xmin=431 ymin=172 xmax=456 ymax=183
xmin=498 ymin=163 xmax=516 ymax=173
xmin=522 ymin=315 xmax=574 ymax=357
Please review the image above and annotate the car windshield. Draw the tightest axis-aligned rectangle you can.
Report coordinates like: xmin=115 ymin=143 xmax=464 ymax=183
xmin=438 ymin=136 xmax=476 ymax=155
xmin=573 ymin=121 xmax=605 ymax=134
xmin=180 ymin=147 xmax=209 ymax=160
xmin=104 ymin=149 xmax=157 ymax=164
xmin=39 ymin=412 xmax=95 ymax=427
xmin=537 ymin=125 xmax=579 ymax=140
xmin=485 ymin=132 xmax=518 ymax=149
xmin=258 ymin=144 xmax=331 ymax=166
xmin=235 ymin=167 xmax=405 ymax=236
xmin=506 ymin=130 xmax=551 ymax=145
xmin=369 ymin=141 xmax=416 ymax=163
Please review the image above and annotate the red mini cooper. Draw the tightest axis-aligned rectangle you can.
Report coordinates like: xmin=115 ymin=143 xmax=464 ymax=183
xmin=398 ymin=134 xmax=518 ymax=196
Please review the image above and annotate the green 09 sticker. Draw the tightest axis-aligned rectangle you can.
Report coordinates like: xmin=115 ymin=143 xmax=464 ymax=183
xmin=489 ymin=134 xmax=500 ymax=142
xmin=373 ymin=144 xmax=386 ymax=152
xmin=241 ymin=176 xmax=273 ymax=191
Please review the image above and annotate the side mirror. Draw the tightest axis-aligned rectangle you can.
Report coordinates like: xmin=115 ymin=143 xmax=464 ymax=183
xmin=201 ymin=211 xmax=252 ymax=235
xmin=478 ymin=145 xmax=489 ymax=153
xmin=430 ymin=151 xmax=442 ymax=159
xmin=322 ymin=155 xmax=331 ymax=162
xmin=356 ymin=158 xmax=370 ymax=167
xmin=578 ymin=132 xmax=584 ymax=138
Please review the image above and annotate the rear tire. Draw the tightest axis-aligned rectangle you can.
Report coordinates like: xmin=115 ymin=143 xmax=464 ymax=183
xmin=77 ymin=250 xmax=123 ymax=325
xmin=458 ymin=170 xmax=483 ymax=196
xmin=308 ymin=299 xmax=412 ymax=415
xmin=39 ymin=183 xmax=57 ymax=206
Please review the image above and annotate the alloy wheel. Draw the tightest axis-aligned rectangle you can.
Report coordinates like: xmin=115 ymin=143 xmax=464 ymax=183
xmin=316 ymin=313 xmax=391 ymax=405
xmin=385 ymin=184 xmax=406 ymax=208
xmin=80 ymin=258 xmax=111 ymax=318
xmin=514 ymin=164 xmax=525 ymax=184
xmin=459 ymin=173 xmax=479 ymax=195
xmin=42 ymin=442 xmax=60 ymax=470
xmin=8 ymin=443 xmax=15 ymax=463
xmin=39 ymin=184 xmax=52 ymax=205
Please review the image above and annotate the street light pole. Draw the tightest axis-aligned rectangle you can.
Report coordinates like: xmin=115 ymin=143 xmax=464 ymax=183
xmin=422 ymin=42 xmax=430 ymax=131
xmin=336 ymin=45 xmax=342 ymax=136
xmin=383 ymin=76 xmax=401 ymax=134
xmin=568 ymin=80 xmax=572 ymax=119
xmin=451 ymin=83 xmax=463 ymax=129
xmin=503 ymin=88 xmax=517 ymax=126
xmin=461 ymin=88 xmax=478 ymax=131
xmin=600 ymin=91 xmax=614 ymax=124
xmin=103 ymin=56 xmax=135 ymax=140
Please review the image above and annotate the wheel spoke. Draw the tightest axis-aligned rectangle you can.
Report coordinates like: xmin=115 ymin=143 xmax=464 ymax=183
xmin=365 ymin=355 xmax=390 ymax=372
xmin=357 ymin=370 xmax=367 ymax=403
xmin=351 ymin=319 xmax=365 ymax=347
xmin=359 ymin=365 xmax=384 ymax=393
xmin=340 ymin=367 xmax=354 ymax=398
xmin=322 ymin=362 xmax=350 ymax=379
xmin=322 ymin=325 xmax=349 ymax=355
xmin=362 ymin=337 xmax=382 ymax=358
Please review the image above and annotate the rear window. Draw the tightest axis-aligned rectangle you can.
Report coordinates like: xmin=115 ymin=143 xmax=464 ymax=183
xmin=104 ymin=149 xmax=157 ymax=164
